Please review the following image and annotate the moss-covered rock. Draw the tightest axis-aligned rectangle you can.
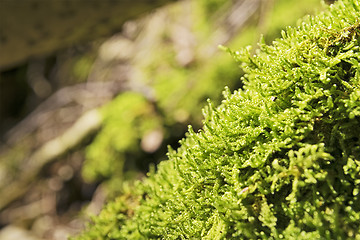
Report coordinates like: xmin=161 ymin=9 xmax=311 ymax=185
xmin=74 ymin=0 xmax=360 ymax=239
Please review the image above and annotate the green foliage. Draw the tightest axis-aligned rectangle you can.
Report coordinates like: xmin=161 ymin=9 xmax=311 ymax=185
xmin=80 ymin=0 xmax=244 ymax=194
xmin=74 ymin=184 xmax=143 ymax=240
xmin=74 ymin=0 xmax=360 ymax=239
xmin=83 ymin=92 xmax=163 ymax=186
xmin=81 ymin=0 xmax=321 ymax=194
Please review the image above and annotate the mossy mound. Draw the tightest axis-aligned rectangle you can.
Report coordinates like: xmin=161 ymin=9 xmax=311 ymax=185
xmin=74 ymin=0 xmax=360 ymax=239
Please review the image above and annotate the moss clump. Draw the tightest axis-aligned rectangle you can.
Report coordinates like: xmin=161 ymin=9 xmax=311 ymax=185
xmin=74 ymin=0 xmax=360 ymax=239
xmin=80 ymin=0 xmax=321 ymax=196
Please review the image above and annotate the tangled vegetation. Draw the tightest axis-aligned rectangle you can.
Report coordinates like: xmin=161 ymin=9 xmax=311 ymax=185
xmin=74 ymin=0 xmax=360 ymax=239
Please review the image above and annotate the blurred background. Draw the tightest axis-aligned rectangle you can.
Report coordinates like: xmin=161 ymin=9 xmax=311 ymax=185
xmin=0 ymin=0 xmax=329 ymax=239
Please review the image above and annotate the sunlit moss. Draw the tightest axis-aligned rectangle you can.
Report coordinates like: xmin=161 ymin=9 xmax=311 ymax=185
xmin=74 ymin=0 xmax=360 ymax=239
xmin=81 ymin=0 xmax=322 ymax=194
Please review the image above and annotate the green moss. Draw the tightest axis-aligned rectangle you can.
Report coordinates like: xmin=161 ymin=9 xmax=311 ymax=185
xmin=229 ymin=0 xmax=323 ymax=48
xmin=81 ymin=0 xmax=322 ymax=194
xmin=82 ymin=92 xmax=163 ymax=186
xmin=74 ymin=0 xmax=360 ymax=239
